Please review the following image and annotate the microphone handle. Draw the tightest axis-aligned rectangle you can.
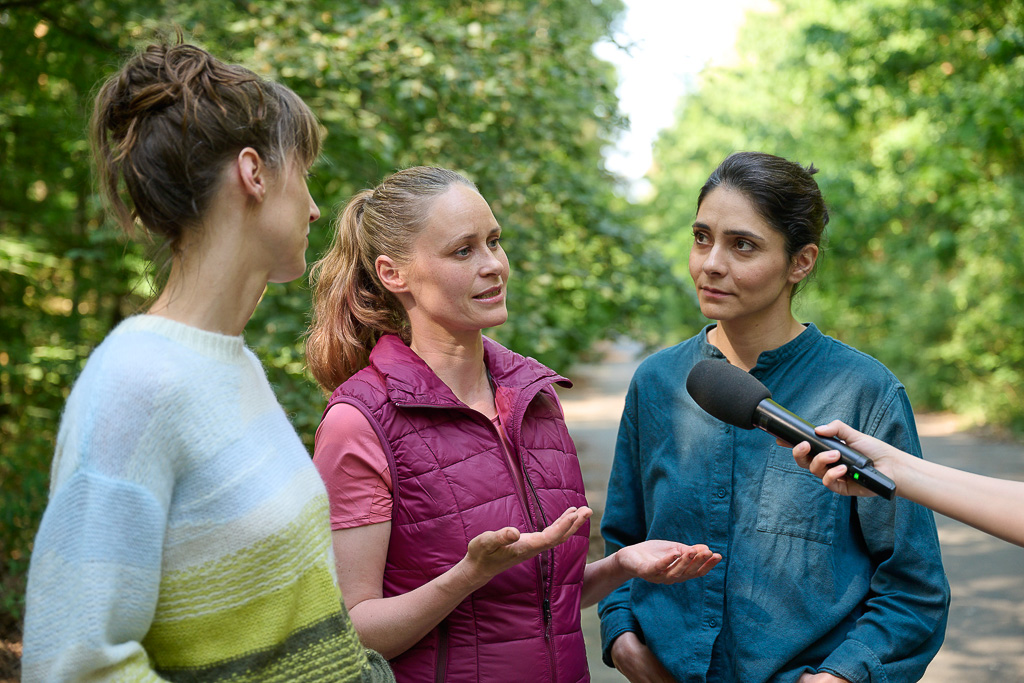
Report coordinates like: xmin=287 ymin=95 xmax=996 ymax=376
xmin=754 ymin=400 xmax=897 ymax=500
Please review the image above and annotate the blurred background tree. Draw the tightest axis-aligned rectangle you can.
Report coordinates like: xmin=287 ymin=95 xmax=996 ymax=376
xmin=0 ymin=0 xmax=683 ymax=633
xmin=3 ymin=0 xmax=1023 ymax=645
xmin=645 ymin=0 xmax=1024 ymax=429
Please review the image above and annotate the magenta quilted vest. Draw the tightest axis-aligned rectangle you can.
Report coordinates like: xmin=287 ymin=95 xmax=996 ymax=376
xmin=325 ymin=334 xmax=590 ymax=683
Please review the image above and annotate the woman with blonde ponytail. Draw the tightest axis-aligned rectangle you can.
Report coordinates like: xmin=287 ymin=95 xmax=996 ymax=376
xmin=307 ymin=190 xmax=409 ymax=392
xmin=22 ymin=38 xmax=392 ymax=682
xmin=306 ymin=166 xmax=720 ymax=682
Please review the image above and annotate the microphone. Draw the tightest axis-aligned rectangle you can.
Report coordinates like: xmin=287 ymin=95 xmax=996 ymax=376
xmin=685 ymin=359 xmax=896 ymax=500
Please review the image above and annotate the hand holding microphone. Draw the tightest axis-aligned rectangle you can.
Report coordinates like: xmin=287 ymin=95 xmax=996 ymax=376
xmin=790 ymin=420 xmax=904 ymax=498
xmin=685 ymin=359 xmax=896 ymax=500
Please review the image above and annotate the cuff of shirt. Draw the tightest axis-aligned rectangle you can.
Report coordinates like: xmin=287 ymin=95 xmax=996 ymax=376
xmin=599 ymin=607 xmax=641 ymax=668
xmin=818 ymin=638 xmax=884 ymax=683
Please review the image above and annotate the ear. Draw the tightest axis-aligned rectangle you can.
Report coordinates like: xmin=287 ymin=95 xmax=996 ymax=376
xmin=236 ymin=147 xmax=266 ymax=202
xmin=788 ymin=243 xmax=819 ymax=284
xmin=375 ymin=254 xmax=409 ymax=294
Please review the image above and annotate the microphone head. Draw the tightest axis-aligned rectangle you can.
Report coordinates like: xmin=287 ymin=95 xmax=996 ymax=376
xmin=685 ymin=359 xmax=772 ymax=430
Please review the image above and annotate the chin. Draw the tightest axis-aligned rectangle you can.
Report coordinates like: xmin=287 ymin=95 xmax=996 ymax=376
xmin=269 ymin=263 xmax=307 ymax=284
xmin=698 ymin=303 xmax=723 ymax=320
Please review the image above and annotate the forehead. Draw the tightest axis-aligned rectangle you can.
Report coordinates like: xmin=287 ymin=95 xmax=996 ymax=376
xmin=695 ymin=186 xmax=778 ymax=239
xmin=418 ymin=185 xmax=496 ymax=240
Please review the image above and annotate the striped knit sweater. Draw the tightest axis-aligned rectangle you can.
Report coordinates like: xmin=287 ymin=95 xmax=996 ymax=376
xmin=22 ymin=315 xmax=391 ymax=682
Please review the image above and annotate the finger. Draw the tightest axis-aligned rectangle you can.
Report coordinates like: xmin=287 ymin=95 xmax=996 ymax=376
xmin=653 ymin=550 xmax=683 ymax=573
xmin=695 ymin=553 xmax=723 ymax=576
xmin=791 ymin=441 xmax=813 ymax=467
xmin=565 ymin=508 xmax=592 ymax=535
xmin=540 ymin=507 xmax=578 ymax=538
xmin=662 ymin=552 xmax=703 ymax=580
xmin=808 ymin=450 xmax=841 ymax=477
xmin=518 ymin=516 xmax=581 ymax=553
xmin=824 ymin=465 xmax=873 ymax=497
xmin=659 ymin=550 xmax=719 ymax=582
xmin=547 ymin=507 xmax=591 ymax=542
xmin=485 ymin=526 xmax=520 ymax=550
xmin=659 ymin=547 xmax=706 ymax=579
xmin=814 ymin=419 xmax=846 ymax=439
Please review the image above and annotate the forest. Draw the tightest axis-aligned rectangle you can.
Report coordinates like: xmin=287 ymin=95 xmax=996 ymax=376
xmin=2 ymin=0 xmax=1022 ymax=641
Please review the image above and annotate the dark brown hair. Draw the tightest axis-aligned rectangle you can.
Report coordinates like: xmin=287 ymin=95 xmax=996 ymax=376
xmin=697 ymin=151 xmax=829 ymax=295
xmin=90 ymin=38 xmax=321 ymax=251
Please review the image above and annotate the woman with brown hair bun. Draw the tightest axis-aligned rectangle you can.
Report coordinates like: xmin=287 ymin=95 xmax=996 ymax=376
xmin=22 ymin=40 xmax=392 ymax=682
xmin=306 ymin=166 xmax=721 ymax=682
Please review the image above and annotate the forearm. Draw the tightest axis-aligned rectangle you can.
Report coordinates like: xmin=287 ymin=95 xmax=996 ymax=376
xmin=892 ymin=453 xmax=1024 ymax=547
xmin=581 ymin=553 xmax=629 ymax=608
xmin=23 ymin=473 xmax=169 ymax=681
xmin=348 ymin=556 xmax=491 ymax=660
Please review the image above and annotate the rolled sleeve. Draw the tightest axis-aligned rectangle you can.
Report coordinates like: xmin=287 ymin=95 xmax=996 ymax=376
xmin=598 ymin=380 xmax=648 ymax=667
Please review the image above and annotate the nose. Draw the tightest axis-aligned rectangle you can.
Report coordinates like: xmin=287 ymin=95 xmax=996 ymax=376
xmin=480 ymin=245 xmax=506 ymax=278
xmin=702 ymin=243 xmax=726 ymax=276
xmin=308 ymin=191 xmax=321 ymax=223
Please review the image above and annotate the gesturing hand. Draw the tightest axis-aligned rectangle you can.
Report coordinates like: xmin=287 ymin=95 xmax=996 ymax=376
xmin=462 ymin=506 xmax=592 ymax=586
xmin=617 ymin=540 xmax=721 ymax=584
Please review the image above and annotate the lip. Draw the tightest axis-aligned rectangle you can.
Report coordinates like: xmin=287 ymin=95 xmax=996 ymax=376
xmin=472 ymin=285 xmax=504 ymax=302
xmin=699 ymin=286 xmax=732 ymax=299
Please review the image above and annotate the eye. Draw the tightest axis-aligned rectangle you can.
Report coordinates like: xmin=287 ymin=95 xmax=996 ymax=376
xmin=455 ymin=246 xmax=471 ymax=257
xmin=488 ymin=236 xmax=501 ymax=249
xmin=693 ymin=230 xmax=710 ymax=245
xmin=735 ymin=239 xmax=755 ymax=252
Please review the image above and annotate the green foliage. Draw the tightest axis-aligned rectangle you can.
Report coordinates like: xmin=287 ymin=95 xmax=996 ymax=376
xmin=0 ymin=0 xmax=680 ymax=630
xmin=645 ymin=0 xmax=1024 ymax=432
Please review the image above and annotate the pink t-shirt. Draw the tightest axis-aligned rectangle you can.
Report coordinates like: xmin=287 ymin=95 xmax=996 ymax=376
xmin=313 ymin=403 xmax=521 ymax=530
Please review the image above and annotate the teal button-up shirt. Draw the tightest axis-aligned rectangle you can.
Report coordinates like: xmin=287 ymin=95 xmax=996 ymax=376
xmin=599 ymin=324 xmax=949 ymax=683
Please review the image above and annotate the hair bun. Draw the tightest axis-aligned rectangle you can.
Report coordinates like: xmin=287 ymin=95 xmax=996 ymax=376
xmin=103 ymin=46 xmax=185 ymax=136
xmin=91 ymin=38 xmax=321 ymax=244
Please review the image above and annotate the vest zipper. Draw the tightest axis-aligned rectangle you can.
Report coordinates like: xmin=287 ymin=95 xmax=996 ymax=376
xmin=398 ymin=379 xmax=563 ymax=681
xmin=434 ymin=620 xmax=449 ymax=683
xmin=524 ymin=469 xmax=557 ymax=682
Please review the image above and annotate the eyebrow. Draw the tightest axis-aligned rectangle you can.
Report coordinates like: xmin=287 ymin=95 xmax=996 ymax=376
xmin=442 ymin=225 xmax=501 ymax=250
xmin=691 ymin=221 xmax=766 ymax=242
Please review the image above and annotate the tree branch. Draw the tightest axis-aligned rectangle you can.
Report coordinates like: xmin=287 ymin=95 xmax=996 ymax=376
xmin=37 ymin=7 xmax=118 ymax=52
xmin=0 ymin=0 xmax=49 ymax=8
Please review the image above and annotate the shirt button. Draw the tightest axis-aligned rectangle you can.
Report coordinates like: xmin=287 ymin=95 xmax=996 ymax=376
xmin=716 ymin=488 xmax=727 ymax=498
xmin=707 ymin=618 xmax=717 ymax=628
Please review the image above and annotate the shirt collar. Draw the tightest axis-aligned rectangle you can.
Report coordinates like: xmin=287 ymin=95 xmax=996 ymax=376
xmin=695 ymin=322 xmax=822 ymax=373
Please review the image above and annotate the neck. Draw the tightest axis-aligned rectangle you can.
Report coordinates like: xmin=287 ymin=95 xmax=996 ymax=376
xmin=410 ymin=328 xmax=494 ymax=416
xmin=149 ymin=219 xmax=269 ymax=336
xmin=709 ymin=313 xmax=806 ymax=371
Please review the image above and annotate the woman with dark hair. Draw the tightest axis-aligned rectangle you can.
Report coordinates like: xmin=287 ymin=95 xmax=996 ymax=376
xmin=598 ymin=152 xmax=950 ymax=683
xmin=305 ymin=166 xmax=721 ymax=682
xmin=22 ymin=40 xmax=391 ymax=682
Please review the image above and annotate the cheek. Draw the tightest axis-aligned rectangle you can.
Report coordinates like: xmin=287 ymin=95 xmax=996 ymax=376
xmin=688 ymin=251 xmax=701 ymax=281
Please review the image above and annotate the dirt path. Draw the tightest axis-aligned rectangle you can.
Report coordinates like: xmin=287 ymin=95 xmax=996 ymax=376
xmin=558 ymin=347 xmax=1024 ymax=682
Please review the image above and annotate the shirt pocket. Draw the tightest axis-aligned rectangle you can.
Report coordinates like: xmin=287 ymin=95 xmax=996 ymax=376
xmin=756 ymin=444 xmax=839 ymax=545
